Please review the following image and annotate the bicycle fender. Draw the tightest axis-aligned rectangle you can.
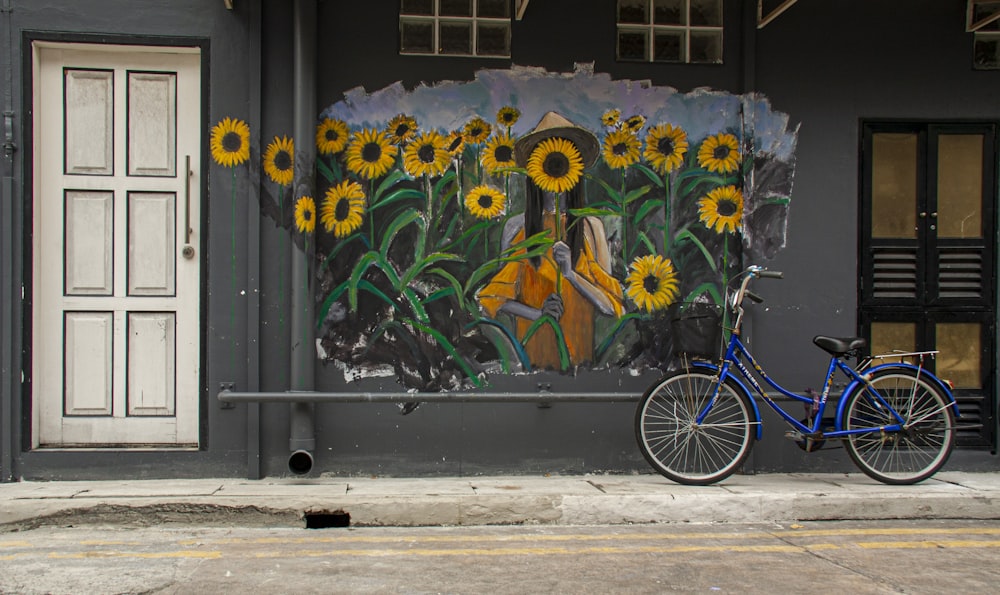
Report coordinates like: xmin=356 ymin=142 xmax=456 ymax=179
xmin=835 ymin=363 xmax=960 ymax=430
xmin=689 ymin=361 xmax=764 ymax=440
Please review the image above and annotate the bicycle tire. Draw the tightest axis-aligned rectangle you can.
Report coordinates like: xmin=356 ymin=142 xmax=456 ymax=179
xmin=635 ymin=370 xmax=755 ymax=485
xmin=841 ymin=367 xmax=956 ymax=485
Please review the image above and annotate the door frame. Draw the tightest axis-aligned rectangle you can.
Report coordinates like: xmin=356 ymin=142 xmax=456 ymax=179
xmin=858 ymin=118 xmax=999 ymax=450
xmin=21 ymin=32 xmax=211 ymax=450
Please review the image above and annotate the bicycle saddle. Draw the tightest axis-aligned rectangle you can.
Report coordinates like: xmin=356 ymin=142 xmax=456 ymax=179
xmin=813 ymin=335 xmax=867 ymax=357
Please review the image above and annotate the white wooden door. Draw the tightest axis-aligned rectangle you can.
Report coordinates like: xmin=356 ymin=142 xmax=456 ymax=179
xmin=32 ymin=43 xmax=201 ymax=447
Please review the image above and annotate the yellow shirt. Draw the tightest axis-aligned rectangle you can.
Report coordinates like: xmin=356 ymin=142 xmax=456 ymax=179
xmin=478 ymin=215 xmax=624 ymax=369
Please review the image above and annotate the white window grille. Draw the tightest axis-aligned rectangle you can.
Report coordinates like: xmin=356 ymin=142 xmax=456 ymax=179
xmin=616 ymin=0 xmax=723 ymax=64
xmin=400 ymin=0 xmax=511 ymax=58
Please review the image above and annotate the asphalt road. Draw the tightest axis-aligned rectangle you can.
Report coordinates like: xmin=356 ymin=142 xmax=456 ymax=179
xmin=2 ymin=520 xmax=999 ymax=594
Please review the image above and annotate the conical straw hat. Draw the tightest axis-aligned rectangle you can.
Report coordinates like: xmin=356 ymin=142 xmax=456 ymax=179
xmin=514 ymin=111 xmax=600 ymax=169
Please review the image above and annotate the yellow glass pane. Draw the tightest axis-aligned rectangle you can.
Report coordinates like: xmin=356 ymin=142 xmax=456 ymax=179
xmin=936 ymin=323 xmax=981 ymax=389
xmin=870 ymin=322 xmax=916 ymax=363
xmin=937 ymin=134 xmax=983 ymax=239
xmin=871 ymin=133 xmax=917 ymax=239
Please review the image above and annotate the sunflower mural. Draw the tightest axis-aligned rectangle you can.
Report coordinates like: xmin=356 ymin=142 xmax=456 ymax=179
xmin=251 ymin=66 xmax=797 ymax=388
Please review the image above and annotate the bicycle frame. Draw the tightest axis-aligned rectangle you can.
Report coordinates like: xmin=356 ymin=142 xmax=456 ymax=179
xmin=694 ymin=266 xmax=958 ymax=441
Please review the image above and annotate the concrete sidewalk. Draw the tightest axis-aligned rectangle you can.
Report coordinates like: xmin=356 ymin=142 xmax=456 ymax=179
xmin=2 ymin=472 xmax=999 ymax=530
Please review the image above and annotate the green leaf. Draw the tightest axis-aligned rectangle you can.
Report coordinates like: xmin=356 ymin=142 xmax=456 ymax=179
xmin=632 ymin=198 xmax=662 ymax=226
xmin=379 ymin=209 xmax=425 ymax=261
xmin=348 ymin=251 xmax=380 ymax=312
xmin=592 ymin=175 xmax=622 ymax=202
xmin=519 ymin=315 xmax=570 ymax=371
xmin=635 ymin=231 xmax=656 ymax=256
xmin=426 ymin=267 xmax=466 ymax=310
xmin=320 ymin=232 xmax=363 ymax=272
xmin=401 ymin=252 xmax=462 ymax=287
xmin=594 ymin=312 xmax=646 ymax=362
xmin=624 ymin=184 xmax=653 ymax=205
xmin=316 ymin=157 xmax=337 ymax=184
xmin=633 ymin=163 xmax=665 ymax=188
xmin=372 ymin=169 xmax=407 ymax=204
xmin=569 ymin=207 xmax=620 ymax=218
xmin=468 ymin=317 xmax=531 ymax=372
xmin=402 ymin=286 xmax=429 ymax=323
xmin=370 ymin=187 xmax=425 ymax=213
xmin=674 ymin=228 xmax=717 ymax=273
xmin=682 ymin=282 xmax=723 ymax=306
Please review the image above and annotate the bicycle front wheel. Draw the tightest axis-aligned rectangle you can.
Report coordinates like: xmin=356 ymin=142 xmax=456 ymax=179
xmin=635 ymin=370 xmax=755 ymax=485
xmin=841 ymin=368 xmax=956 ymax=485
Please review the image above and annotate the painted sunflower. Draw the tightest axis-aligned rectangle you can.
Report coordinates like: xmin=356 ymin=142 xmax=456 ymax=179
xmin=463 ymin=117 xmax=492 ymax=144
xmin=345 ymin=128 xmax=398 ymax=180
xmin=210 ymin=117 xmax=250 ymax=167
xmin=697 ymin=132 xmax=741 ymax=174
xmin=644 ymin=123 xmax=689 ymax=174
xmin=625 ymin=254 xmax=679 ymax=313
xmin=624 ymin=115 xmax=646 ymax=133
xmin=525 ymin=137 xmax=585 ymax=194
xmin=316 ymin=118 xmax=349 ymax=155
xmin=402 ymin=131 xmax=450 ymax=178
xmin=496 ymin=106 xmax=520 ymax=128
xmin=386 ymin=114 xmax=418 ymax=145
xmin=601 ymin=108 xmax=621 ymax=128
xmin=321 ymin=180 xmax=366 ymax=238
xmin=445 ymin=130 xmax=466 ymax=156
xmin=602 ymin=130 xmax=641 ymax=170
xmin=263 ymin=135 xmax=294 ymax=186
xmin=294 ymin=196 xmax=316 ymax=234
xmin=465 ymin=185 xmax=506 ymax=220
xmin=481 ymin=132 xmax=517 ymax=175
xmin=697 ymin=185 xmax=744 ymax=234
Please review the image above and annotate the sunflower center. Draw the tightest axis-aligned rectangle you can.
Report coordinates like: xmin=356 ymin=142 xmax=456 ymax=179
xmin=325 ymin=130 xmax=340 ymax=142
xmin=713 ymin=145 xmax=731 ymax=161
xmin=303 ymin=208 xmax=313 ymax=221
xmin=335 ymin=198 xmax=350 ymax=221
xmin=612 ymin=142 xmax=628 ymax=156
xmin=657 ymin=137 xmax=675 ymax=155
xmin=716 ymin=199 xmax=737 ymax=217
xmin=222 ymin=132 xmax=242 ymax=153
xmin=501 ymin=113 xmax=514 ymax=123
xmin=542 ymin=151 xmax=570 ymax=178
xmin=469 ymin=126 xmax=483 ymax=138
xmin=477 ymin=194 xmax=493 ymax=209
xmin=448 ymin=137 xmax=463 ymax=152
xmin=643 ymin=275 xmax=660 ymax=294
xmin=395 ymin=124 xmax=410 ymax=138
xmin=274 ymin=151 xmax=291 ymax=171
xmin=494 ymin=146 xmax=513 ymax=163
xmin=362 ymin=142 xmax=382 ymax=163
xmin=417 ymin=144 xmax=436 ymax=163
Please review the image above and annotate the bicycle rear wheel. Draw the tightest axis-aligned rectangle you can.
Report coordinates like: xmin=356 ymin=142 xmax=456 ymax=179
xmin=635 ymin=370 xmax=755 ymax=485
xmin=841 ymin=368 xmax=956 ymax=485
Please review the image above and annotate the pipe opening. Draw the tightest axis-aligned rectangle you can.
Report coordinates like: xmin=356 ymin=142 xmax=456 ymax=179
xmin=288 ymin=449 xmax=314 ymax=475
xmin=305 ymin=510 xmax=351 ymax=529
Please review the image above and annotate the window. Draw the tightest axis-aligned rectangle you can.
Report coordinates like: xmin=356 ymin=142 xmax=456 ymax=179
xmin=400 ymin=0 xmax=511 ymax=58
xmin=970 ymin=0 xmax=1000 ymax=68
xmin=616 ymin=0 xmax=723 ymax=64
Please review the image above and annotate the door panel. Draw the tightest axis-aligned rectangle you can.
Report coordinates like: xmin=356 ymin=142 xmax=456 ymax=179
xmin=33 ymin=43 xmax=201 ymax=447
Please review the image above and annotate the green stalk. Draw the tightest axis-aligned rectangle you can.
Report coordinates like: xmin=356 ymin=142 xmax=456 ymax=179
xmin=620 ymin=171 xmax=628 ymax=273
xmin=663 ymin=171 xmax=672 ymax=257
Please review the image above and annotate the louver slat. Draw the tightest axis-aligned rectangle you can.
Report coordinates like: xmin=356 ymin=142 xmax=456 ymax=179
xmin=938 ymin=249 xmax=983 ymax=299
xmin=872 ymin=249 xmax=918 ymax=299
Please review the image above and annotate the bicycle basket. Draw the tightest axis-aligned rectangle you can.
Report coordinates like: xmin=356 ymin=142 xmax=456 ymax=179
xmin=669 ymin=302 xmax=723 ymax=360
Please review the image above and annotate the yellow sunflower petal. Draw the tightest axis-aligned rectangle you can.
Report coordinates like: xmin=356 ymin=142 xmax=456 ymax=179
xmin=525 ymin=137 xmax=585 ymax=193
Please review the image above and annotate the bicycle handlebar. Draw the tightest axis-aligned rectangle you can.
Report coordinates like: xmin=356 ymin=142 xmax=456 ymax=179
xmin=758 ymin=270 xmax=783 ymax=279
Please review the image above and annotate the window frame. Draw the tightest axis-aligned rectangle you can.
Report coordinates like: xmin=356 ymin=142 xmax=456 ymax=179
xmin=399 ymin=0 xmax=512 ymax=59
xmin=616 ymin=0 xmax=724 ymax=64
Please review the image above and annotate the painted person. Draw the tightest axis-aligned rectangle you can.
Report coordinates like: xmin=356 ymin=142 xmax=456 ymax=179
xmin=478 ymin=112 xmax=624 ymax=369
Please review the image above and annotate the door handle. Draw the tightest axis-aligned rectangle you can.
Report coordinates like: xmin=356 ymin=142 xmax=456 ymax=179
xmin=183 ymin=155 xmax=195 ymax=259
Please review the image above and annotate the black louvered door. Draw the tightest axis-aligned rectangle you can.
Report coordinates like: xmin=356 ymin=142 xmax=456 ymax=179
xmin=860 ymin=122 xmax=997 ymax=449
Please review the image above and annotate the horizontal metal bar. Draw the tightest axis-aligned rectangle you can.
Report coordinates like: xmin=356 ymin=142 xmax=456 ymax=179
xmin=218 ymin=391 xmax=641 ymax=404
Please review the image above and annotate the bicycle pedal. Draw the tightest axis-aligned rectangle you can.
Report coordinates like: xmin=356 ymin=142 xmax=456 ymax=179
xmin=784 ymin=430 xmax=804 ymax=442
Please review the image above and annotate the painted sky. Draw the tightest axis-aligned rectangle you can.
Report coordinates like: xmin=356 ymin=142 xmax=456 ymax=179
xmin=321 ymin=63 xmax=798 ymax=162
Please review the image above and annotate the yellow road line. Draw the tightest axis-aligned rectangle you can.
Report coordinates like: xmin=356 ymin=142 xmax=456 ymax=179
xmin=2 ymin=540 xmax=1000 ymax=560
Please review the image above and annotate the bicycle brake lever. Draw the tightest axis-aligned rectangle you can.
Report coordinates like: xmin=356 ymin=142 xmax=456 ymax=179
xmin=745 ymin=290 xmax=764 ymax=303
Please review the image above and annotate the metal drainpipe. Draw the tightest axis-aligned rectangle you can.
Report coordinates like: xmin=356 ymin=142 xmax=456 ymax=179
xmin=288 ymin=0 xmax=317 ymax=475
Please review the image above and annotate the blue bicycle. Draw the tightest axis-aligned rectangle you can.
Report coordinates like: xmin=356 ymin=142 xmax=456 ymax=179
xmin=635 ymin=265 xmax=958 ymax=486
